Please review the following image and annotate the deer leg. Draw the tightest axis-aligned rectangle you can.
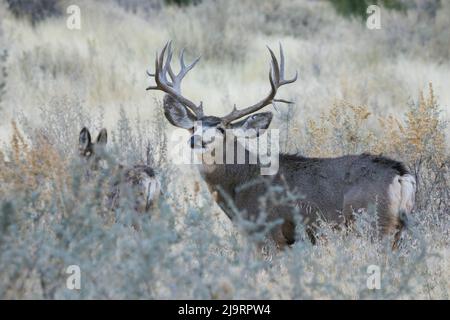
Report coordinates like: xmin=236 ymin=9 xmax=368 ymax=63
xmin=267 ymin=219 xmax=296 ymax=250
xmin=270 ymin=226 xmax=289 ymax=250
xmin=305 ymin=225 xmax=317 ymax=245
xmin=267 ymin=219 xmax=306 ymax=249
xmin=281 ymin=219 xmax=296 ymax=245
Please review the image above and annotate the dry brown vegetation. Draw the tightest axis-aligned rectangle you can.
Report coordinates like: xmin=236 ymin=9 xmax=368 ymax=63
xmin=0 ymin=0 xmax=449 ymax=299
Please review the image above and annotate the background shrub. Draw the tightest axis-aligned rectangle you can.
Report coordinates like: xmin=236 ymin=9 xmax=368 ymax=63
xmin=0 ymin=0 xmax=449 ymax=299
xmin=328 ymin=0 xmax=405 ymax=19
xmin=5 ymin=0 xmax=62 ymax=25
xmin=165 ymin=0 xmax=201 ymax=6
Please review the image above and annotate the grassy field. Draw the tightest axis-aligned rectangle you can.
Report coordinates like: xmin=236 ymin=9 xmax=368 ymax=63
xmin=0 ymin=0 xmax=449 ymax=299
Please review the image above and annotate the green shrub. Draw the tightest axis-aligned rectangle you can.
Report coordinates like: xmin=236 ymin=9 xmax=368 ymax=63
xmin=328 ymin=0 xmax=405 ymax=20
xmin=6 ymin=0 xmax=62 ymax=25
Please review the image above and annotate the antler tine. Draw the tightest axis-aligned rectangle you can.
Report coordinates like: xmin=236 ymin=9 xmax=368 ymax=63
xmin=185 ymin=56 xmax=201 ymax=77
xmin=180 ymin=48 xmax=186 ymax=69
xmin=221 ymin=44 xmax=297 ymax=124
xmin=170 ymin=48 xmax=201 ymax=90
xmin=157 ymin=43 xmax=167 ymax=78
xmin=165 ymin=41 xmax=175 ymax=82
xmin=268 ymin=46 xmax=280 ymax=87
xmin=146 ymin=41 xmax=203 ymax=118
xmin=279 ymin=43 xmax=285 ymax=79
xmin=279 ymin=43 xmax=297 ymax=85
xmin=158 ymin=41 xmax=172 ymax=85
xmin=144 ymin=50 xmax=161 ymax=90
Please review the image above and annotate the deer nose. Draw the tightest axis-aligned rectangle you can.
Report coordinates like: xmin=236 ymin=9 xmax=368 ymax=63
xmin=190 ymin=135 xmax=203 ymax=149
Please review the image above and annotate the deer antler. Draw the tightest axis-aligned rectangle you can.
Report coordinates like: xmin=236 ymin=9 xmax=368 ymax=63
xmin=146 ymin=41 xmax=203 ymax=118
xmin=220 ymin=43 xmax=297 ymax=124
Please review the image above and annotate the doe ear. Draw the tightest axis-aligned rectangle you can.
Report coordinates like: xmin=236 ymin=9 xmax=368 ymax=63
xmin=230 ymin=112 xmax=273 ymax=138
xmin=96 ymin=128 xmax=108 ymax=145
xmin=79 ymin=127 xmax=92 ymax=149
xmin=163 ymin=95 xmax=196 ymax=129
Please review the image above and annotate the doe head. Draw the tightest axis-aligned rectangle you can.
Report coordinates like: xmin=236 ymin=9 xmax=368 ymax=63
xmin=79 ymin=127 xmax=108 ymax=169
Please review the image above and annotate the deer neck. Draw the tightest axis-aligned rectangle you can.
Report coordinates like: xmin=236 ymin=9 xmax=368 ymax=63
xmin=196 ymin=140 xmax=262 ymax=201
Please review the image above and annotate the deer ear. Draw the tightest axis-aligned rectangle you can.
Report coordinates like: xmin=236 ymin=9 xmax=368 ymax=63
xmin=96 ymin=128 xmax=108 ymax=145
xmin=163 ymin=95 xmax=196 ymax=129
xmin=230 ymin=112 xmax=273 ymax=138
xmin=79 ymin=127 xmax=92 ymax=149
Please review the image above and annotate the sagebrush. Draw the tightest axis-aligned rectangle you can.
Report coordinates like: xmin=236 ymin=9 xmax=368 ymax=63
xmin=0 ymin=0 xmax=449 ymax=299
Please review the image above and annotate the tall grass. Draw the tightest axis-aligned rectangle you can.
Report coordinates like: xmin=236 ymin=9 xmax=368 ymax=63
xmin=0 ymin=0 xmax=449 ymax=299
xmin=0 ymin=83 xmax=448 ymax=299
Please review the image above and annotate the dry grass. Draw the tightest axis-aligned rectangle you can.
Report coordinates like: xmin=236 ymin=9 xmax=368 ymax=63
xmin=0 ymin=0 xmax=449 ymax=299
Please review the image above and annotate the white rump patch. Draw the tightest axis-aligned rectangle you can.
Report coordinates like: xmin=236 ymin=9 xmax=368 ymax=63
xmin=388 ymin=174 xmax=416 ymax=219
xmin=398 ymin=174 xmax=416 ymax=214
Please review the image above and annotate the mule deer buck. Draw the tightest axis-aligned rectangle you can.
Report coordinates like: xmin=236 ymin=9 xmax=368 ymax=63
xmin=79 ymin=127 xmax=161 ymax=213
xmin=146 ymin=42 xmax=416 ymax=249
